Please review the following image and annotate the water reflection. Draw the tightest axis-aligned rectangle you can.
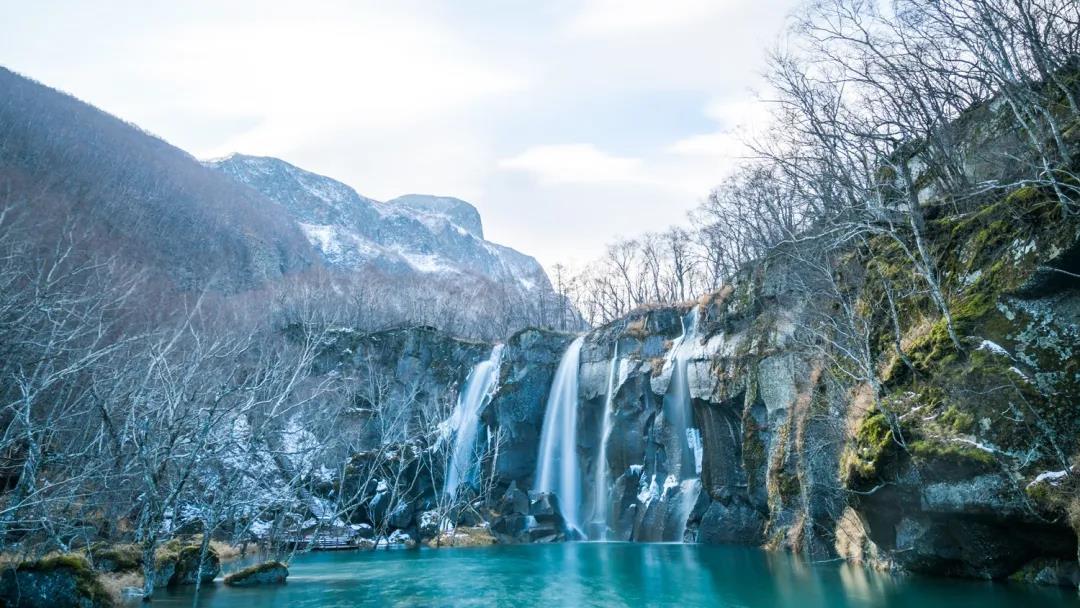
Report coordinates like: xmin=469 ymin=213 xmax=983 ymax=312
xmin=148 ymin=543 xmax=1080 ymax=608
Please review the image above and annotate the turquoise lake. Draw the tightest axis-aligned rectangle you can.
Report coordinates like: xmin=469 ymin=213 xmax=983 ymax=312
xmin=149 ymin=543 xmax=1079 ymax=607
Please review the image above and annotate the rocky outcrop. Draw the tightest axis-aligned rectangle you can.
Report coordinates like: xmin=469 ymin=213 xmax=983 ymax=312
xmin=557 ymin=182 xmax=1080 ymax=584
xmin=224 ymin=561 xmax=288 ymax=587
xmin=302 ymin=200 xmax=1079 ymax=586
xmin=0 ymin=555 xmax=112 ymax=608
xmin=489 ymin=486 xmax=572 ymax=544
xmin=484 ymin=328 xmax=575 ymax=487
xmin=314 ymin=326 xmax=491 ymax=453
xmin=155 ymin=542 xmax=220 ymax=587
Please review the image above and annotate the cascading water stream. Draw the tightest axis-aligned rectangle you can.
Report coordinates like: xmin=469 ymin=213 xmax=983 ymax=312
xmin=662 ymin=307 xmax=700 ymax=480
xmin=442 ymin=344 xmax=505 ymax=498
xmin=590 ymin=343 xmax=619 ymax=540
xmin=661 ymin=306 xmax=704 ymax=541
xmin=534 ymin=336 xmax=585 ymax=537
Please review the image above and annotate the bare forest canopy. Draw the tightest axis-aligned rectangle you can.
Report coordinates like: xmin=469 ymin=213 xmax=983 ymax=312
xmin=557 ymin=0 xmax=1080 ymax=327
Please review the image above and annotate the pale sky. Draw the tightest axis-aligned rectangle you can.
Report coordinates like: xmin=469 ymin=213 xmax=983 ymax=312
xmin=1 ymin=0 xmax=798 ymax=269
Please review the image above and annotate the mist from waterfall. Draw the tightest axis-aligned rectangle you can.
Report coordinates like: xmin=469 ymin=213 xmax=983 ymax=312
xmin=534 ymin=335 xmax=585 ymax=537
xmin=590 ymin=343 xmax=619 ymax=540
xmin=442 ymin=344 xmax=505 ymax=498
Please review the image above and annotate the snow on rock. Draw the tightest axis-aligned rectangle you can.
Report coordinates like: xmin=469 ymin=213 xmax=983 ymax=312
xmin=205 ymin=154 xmax=564 ymax=319
xmin=977 ymin=340 xmax=1012 ymax=357
xmin=1027 ymin=470 xmax=1070 ymax=488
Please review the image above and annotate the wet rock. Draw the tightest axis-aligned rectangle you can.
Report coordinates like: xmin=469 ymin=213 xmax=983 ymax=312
xmin=698 ymin=498 xmax=765 ymax=545
xmin=155 ymin=541 xmax=220 ymax=587
xmin=224 ymin=561 xmax=288 ymax=587
xmin=1010 ymin=558 xmax=1080 ymax=588
xmin=491 ymin=514 xmax=530 ymax=539
xmin=353 ymin=523 xmax=375 ymax=539
xmin=485 ymin=329 xmax=574 ymax=487
xmin=387 ymin=500 xmax=415 ymax=530
xmin=500 ymin=483 xmax=530 ymax=516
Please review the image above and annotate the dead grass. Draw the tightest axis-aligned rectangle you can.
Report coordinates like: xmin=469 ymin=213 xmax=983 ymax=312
xmin=426 ymin=526 xmax=497 ymax=548
xmin=210 ymin=540 xmax=242 ymax=562
xmin=99 ymin=571 xmax=143 ymax=604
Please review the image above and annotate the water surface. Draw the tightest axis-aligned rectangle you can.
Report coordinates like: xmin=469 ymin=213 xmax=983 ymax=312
xmin=151 ymin=543 xmax=1079 ymax=607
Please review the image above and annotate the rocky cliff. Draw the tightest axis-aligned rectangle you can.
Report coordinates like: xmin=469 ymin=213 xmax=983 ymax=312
xmin=335 ymin=188 xmax=1079 ymax=580
xmin=507 ymin=181 xmax=1080 ymax=584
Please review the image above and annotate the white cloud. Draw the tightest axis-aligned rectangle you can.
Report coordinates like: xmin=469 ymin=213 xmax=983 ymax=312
xmin=665 ymin=98 xmax=770 ymax=160
xmin=567 ymin=0 xmax=725 ymax=36
xmin=148 ymin=16 xmax=527 ymax=154
xmin=0 ymin=0 xmax=802 ymax=268
xmin=498 ymin=144 xmax=647 ymax=185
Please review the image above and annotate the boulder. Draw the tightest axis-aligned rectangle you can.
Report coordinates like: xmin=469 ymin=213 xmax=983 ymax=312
xmin=499 ymin=483 xmax=530 ymax=516
xmin=0 ymin=555 xmax=112 ymax=608
xmin=154 ymin=541 xmax=220 ymax=587
xmin=418 ymin=510 xmax=442 ymax=540
xmin=88 ymin=543 xmax=141 ymax=573
xmin=490 ymin=514 xmax=530 ymax=539
xmin=386 ymin=529 xmax=417 ymax=549
xmin=387 ymin=500 xmax=415 ymax=530
xmin=224 ymin=561 xmax=288 ymax=587
xmin=352 ymin=522 xmax=375 ymax=539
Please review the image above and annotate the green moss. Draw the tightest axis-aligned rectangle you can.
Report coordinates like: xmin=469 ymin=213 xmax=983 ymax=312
xmin=906 ymin=318 xmax=962 ymax=374
xmin=938 ymin=405 xmax=976 ymax=435
xmin=1004 ymin=185 xmax=1041 ymax=207
xmin=223 ymin=560 xmax=287 ymax=586
xmin=24 ymin=554 xmax=94 ymax=573
xmin=844 ymin=410 xmax=897 ymax=486
xmin=88 ymin=543 xmax=141 ymax=573
xmin=1025 ymin=480 xmax=1054 ymax=505
xmin=16 ymin=554 xmax=112 ymax=606
xmin=908 ymin=439 xmax=996 ymax=478
xmin=775 ymin=471 xmax=801 ymax=501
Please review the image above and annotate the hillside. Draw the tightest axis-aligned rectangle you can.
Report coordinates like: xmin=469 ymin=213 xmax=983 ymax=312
xmin=0 ymin=67 xmax=570 ymax=337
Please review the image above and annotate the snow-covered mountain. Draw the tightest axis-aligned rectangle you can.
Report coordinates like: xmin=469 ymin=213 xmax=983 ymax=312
xmin=206 ymin=154 xmax=554 ymax=305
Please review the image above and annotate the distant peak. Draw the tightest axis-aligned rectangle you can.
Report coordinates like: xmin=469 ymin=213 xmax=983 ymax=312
xmin=387 ymin=194 xmax=484 ymax=239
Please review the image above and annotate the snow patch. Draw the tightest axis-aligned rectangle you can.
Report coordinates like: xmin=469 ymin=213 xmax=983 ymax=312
xmin=687 ymin=428 xmax=704 ymax=476
xmin=1027 ymin=470 xmax=1069 ymax=488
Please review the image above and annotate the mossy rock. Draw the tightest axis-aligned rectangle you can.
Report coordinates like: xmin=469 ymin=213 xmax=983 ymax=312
xmin=0 ymin=554 xmax=112 ymax=608
xmin=88 ymin=543 xmax=141 ymax=573
xmin=843 ymin=409 xmax=902 ymax=488
xmin=908 ymin=439 xmax=997 ymax=480
xmin=154 ymin=541 xmax=220 ymax=587
xmin=223 ymin=561 xmax=288 ymax=587
xmin=774 ymin=471 xmax=801 ymax=502
xmin=1009 ymin=557 xmax=1080 ymax=587
xmin=938 ymin=405 xmax=976 ymax=435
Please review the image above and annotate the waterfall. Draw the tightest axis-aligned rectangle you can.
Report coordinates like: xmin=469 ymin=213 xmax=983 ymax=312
xmin=534 ymin=335 xmax=585 ymax=537
xmin=662 ymin=307 xmax=699 ymax=480
xmin=442 ymin=344 xmax=505 ymax=498
xmin=590 ymin=343 xmax=619 ymax=540
xmin=661 ymin=307 xmax=703 ymax=541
